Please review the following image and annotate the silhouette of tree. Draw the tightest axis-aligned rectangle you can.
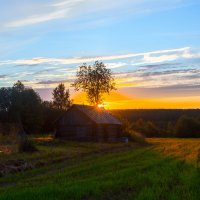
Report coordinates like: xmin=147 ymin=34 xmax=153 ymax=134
xmin=0 ymin=87 xmax=12 ymax=112
xmin=72 ymin=61 xmax=116 ymax=106
xmin=52 ymin=83 xmax=71 ymax=110
xmin=174 ymin=115 xmax=200 ymax=138
xmin=0 ymin=81 xmax=43 ymax=132
xmin=13 ymin=80 xmax=25 ymax=92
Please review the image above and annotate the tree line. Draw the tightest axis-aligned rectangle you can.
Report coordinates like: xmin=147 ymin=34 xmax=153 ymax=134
xmin=112 ymin=110 xmax=200 ymax=138
xmin=0 ymin=81 xmax=71 ymax=133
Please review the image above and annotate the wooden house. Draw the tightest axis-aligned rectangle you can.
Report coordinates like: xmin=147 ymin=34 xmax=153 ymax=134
xmin=55 ymin=104 xmax=122 ymax=141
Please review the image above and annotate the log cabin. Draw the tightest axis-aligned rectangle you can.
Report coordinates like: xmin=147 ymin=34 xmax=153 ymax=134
xmin=55 ymin=104 xmax=122 ymax=141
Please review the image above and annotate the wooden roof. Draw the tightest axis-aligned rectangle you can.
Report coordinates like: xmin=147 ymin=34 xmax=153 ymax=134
xmin=71 ymin=104 xmax=122 ymax=125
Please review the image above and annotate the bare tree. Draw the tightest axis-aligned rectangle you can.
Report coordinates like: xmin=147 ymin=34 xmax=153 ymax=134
xmin=72 ymin=61 xmax=116 ymax=106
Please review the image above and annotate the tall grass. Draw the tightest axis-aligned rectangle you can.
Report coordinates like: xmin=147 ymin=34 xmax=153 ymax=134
xmin=0 ymin=130 xmax=37 ymax=154
xmin=196 ymin=148 xmax=200 ymax=169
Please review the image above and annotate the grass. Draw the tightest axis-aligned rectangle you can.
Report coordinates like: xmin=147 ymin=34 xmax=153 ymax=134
xmin=147 ymin=138 xmax=200 ymax=162
xmin=0 ymin=137 xmax=200 ymax=199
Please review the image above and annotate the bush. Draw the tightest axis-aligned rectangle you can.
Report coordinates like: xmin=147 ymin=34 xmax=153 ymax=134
xmin=126 ymin=130 xmax=146 ymax=144
xmin=18 ymin=136 xmax=37 ymax=153
xmin=117 ymin=116 xmax=146 ymax=144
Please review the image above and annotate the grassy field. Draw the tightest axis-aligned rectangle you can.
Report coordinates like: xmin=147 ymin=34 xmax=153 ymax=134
xmin=0 ymin=138 xmax=200 ymax=200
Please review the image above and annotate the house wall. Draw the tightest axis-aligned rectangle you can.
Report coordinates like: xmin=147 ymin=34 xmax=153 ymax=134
xmin=93 ymin=124 xmax=121 ymax=142
xmin=55 ymin=106 xmax=122 ymax=141
xmin=57 ymin=125 xmax=93 ymax=140
xmin=55 ymin=107 xmax=94 ymax=140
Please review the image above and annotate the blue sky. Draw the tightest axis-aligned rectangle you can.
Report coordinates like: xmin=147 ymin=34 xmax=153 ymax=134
xmin=0 ymin=0 xmax=200 ymax=107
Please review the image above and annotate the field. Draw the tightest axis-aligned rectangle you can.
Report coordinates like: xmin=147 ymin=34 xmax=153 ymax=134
xmin=0 ymin=138 xmax=200 ymax=200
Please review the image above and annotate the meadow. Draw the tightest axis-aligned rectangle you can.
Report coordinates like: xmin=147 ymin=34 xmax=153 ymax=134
xmin=0 ymin=138 xmax=200 ymax=200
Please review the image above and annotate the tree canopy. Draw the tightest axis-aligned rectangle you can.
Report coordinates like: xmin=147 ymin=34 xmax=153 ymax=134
xmin=52 ymin=83 xmax=71 ymax=110
xmin=0 ymin=81 xmax=43 ymax=132
xmin=72 ymin=61 xmax=116 ymax=106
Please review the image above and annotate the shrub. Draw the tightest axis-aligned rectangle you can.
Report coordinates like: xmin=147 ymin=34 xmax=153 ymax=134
xmin=117 ymin=116 xmax=146 ymax=144
xmin=18 ymin=136 xmax=37 ymax=153
xmin=126 ymin=130 xmax=146 ymax=144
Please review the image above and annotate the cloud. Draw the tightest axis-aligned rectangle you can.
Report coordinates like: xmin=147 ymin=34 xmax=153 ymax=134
xmin=118 ymin=84 xmax=200 ymax=99
xmin=0 ymin=75 xmax=7 ymax=79
xmin=4 ymin=0 xmax=85 ymax=28
xmin=52 ymin=0 xmax=84 ymax=7
xmin=37 ymin=79 xmax=72 ymax=85
xmin=1 ymin=47 xmax=198 ymax=67
xmin=1 ymin=46 xmax=200 ymax=91
xmin=2 ymin=0 xmax=198 ymax=29
xmin=6 ymin=10 xmax=67 ymax=28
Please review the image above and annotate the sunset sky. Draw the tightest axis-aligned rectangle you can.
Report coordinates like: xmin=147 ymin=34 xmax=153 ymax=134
xmin=0 ymin=0 xmax=200 ymax=109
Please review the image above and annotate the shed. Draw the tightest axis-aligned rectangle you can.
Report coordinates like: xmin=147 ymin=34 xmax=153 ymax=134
xmin=55 ymin=104 xmax=122 ymax=141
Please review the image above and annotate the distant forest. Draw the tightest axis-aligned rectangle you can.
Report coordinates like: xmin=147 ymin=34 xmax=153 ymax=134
xmin=112 ymin=109 xmax=200 ymax=138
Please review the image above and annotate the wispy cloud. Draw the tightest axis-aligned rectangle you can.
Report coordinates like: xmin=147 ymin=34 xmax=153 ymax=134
xmin=0 ymin=47 xmax=198 ymax=66
xmin=6 ymin=10 xmax=67 ymax=28
xmin=37 ymin=79 xmax=73 ymax=85
xmin=1 ymin=46 xmax=200 ymax=92
xmin=5 ymin=0 xmax=88 ymax=28
xmin=2 ymin=0 xmax=198 ymax=29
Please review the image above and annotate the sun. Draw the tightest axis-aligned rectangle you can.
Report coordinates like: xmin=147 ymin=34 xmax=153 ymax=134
xmin=97 ymin=103 xmax=108 ymax=109
xmin=97 ymin=103 xmax=104 ymax=108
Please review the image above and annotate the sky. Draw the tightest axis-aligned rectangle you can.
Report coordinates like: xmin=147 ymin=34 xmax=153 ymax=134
xmin=0 ymin=0 xmax=200 ymax=109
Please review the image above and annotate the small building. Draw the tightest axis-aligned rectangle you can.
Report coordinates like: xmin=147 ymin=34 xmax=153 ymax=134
xmin=55 ymin=104 xmax=122 ymax=141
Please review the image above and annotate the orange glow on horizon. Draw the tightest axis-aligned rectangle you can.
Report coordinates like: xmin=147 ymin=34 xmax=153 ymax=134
xmin=72 ymin=92 xmax=200 ymax=109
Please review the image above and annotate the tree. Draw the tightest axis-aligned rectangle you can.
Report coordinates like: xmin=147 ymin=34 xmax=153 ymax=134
xmin=72 ymin=61 xmax=116 ymax=106
xmin=52 ymin=83 xmax=71 ymax=110
xmin=13 ymin=80 xmax=25 ymax=92
xmin=18 ymin=88 xmax=43 ymax=132
xmin=0 ymin=87 xmax=12 ymax=112
xmin=41 ymin=101 xmax=64 ymax=132
xmin=0 ymin=81 xmax=43 ymax=132
xmin=174 ymin=115 xmax=200 ymax=138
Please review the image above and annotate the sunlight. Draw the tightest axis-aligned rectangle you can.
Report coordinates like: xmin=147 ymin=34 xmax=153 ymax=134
xmin=97 ymin=103 xmax=105 ymax=109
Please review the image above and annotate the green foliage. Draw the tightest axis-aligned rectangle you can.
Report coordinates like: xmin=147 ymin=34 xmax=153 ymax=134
xmin=0 ymin=123 xmax=19 ymax=136
xmin=52 ymin=83 xmax=71 ymax=110
xmin=13 ymin=80 xmax=25 ymax=92
xmin=41 ymin=101 xmax=64 ymax=132
xmin=0 ymin=87 xmax=12 ymax=112
xmin=112 ymin=109 xmax=200 ymax=138
xmin=131 ymin=119 xmax=162 ymax=137
xmin=18 ymin=135 xmax=37 ymax=153
xmin=72 ymin=61 xmax=116 ymax=106
xmin=117 ymin=116 xmax=146 ymax=143
xmin=174 ymin=115 xmax=200 ymax=138
xmin=112 ymin=110 xmax=200 ymax=138
xmin=0 ymin=81 xmax=43 ymax=132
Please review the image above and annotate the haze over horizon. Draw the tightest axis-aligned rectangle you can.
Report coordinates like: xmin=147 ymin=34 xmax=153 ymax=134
xmin=0 ymin=0 xmax=200 ymax=109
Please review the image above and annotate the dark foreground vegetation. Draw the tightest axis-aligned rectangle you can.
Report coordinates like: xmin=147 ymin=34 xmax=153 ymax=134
xmin=0 ymin=81 xmax=69 ymax=134
xmin=0 ymin=138 xmax=200 ymax=200
xmin=112 ymin=109 xmax=200 ymax=137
